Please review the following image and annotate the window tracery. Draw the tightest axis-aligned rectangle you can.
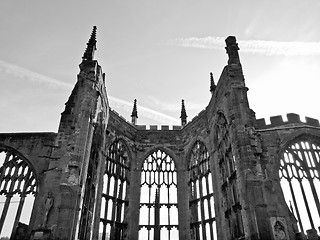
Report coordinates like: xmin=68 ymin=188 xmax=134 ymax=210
xmin=139 ymin=149 xmax=178 ymax=240
xmin=99 ymin=139 xmax=130 ymax=240
xmin=188 ymin=141 xmax=216 ymax=240
xmin=279 ymin=138 xmax=320 ymax=234
xmin=0 ymin=147 xmax=37 ymax=238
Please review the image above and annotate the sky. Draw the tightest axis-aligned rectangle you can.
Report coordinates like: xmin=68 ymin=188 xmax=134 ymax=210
xmin=0 ymin=1 xmax=319 ymax=237
xmin=0 ymin=1 xmax=320 ymax=133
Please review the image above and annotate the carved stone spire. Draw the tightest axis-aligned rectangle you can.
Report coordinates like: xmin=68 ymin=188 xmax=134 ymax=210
xmin=225 ymin=36 xmax=240 ymax=65
xmin=131 ymin=99 xmax=138 ymax=125
xmin=82 ymin=26 xmax=97 ymax=60
xmin=180 ymin=99 xmax=187 ymax=126
xmin=210 ymin=72 xmax=216 ymax=94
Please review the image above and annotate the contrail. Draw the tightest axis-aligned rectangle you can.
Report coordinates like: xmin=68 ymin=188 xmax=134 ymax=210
xmin=109 ymin=97 xmax=179 ymax=124
xmin=168 ymin=37 xmax=320 ymax=56
xmin=0 ymin=60 xmax=179 ymax=124
xmin=0 ymin=60 xmax=72 ymax=89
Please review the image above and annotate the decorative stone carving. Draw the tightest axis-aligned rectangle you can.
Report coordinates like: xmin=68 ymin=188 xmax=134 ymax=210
xmin=42 ymin=192 xmax=54 ymax=228
xmin=270 ymin=217 xmax=289 ymax=240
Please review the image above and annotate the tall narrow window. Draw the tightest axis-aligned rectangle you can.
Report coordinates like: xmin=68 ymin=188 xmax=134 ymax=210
xmin=216 ymin=113 xmax=243 ymax=238
xmin=139 ymin=150 xmax=178 ymax=240
xmin=189 ymin=141 xmax=216 ymax=240
xmin=0 ymin=147 xmax=37 ymax=239
xmin=99 ymin=139 xmax=130 ymax=240
xmin=279 ymin=138 xmax=320 ymax=234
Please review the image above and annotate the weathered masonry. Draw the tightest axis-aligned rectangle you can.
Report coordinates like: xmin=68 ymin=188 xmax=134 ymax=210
xmin=1 ymin=27 xmax=320 ymax=240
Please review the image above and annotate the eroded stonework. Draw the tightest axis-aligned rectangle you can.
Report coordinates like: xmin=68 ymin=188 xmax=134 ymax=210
xmin=1 ymin=28 xmax=320 ymax=240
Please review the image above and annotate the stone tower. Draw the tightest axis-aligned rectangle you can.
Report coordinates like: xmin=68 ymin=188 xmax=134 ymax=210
xmin=0 ymin=27 xmax=320 ymax=240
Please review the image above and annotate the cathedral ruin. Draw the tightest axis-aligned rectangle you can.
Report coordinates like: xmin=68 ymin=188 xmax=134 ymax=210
xmin=1 ymin=26 xmax=320 ymax=240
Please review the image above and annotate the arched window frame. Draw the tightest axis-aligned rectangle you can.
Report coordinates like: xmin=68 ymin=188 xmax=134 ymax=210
xmin=99 ymin=139 xmax=131 ymax=240
xmin=139 ymin=149 xmax=179 ymax=240
xmin=188 ymin=140 xmax=216 ymax=240
xmin=279 ymin=135 xmax=320 ymax=234
xmin=0 ymin=146 xmax=38 ymax=238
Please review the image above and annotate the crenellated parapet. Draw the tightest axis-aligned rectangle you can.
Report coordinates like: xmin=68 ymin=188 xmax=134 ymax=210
xmin=255 ymin=113 xmax=320 ymax=130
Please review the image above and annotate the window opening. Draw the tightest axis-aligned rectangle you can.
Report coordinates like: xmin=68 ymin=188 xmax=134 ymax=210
xmin=139 ymin=150 xmax=178 ymax=240
xmin=0 ymin=148 xmax=37 ymax=238
xmin=279 ymin=139 xmax=320 ymax=234
xmin=99 ymin=140 xmax=130 ymax=240
xmin=189 ymin=141 xmax=217 ymax=240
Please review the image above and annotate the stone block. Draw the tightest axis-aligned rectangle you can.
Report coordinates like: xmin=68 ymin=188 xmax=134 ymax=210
xmin=270 ymin=115 xmax=283 ymax=126
xmin=287 ymin=113 xmax=300 ymax=123
xmin=305 ymin=117 xmax=320 ymax=127
xmin=161 ymin=125 xmax=169 ymax=130
xmin=150 ymin=125 xmax=158 ymax=130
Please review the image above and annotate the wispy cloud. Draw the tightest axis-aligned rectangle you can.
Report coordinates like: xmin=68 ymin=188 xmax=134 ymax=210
xmin=109 ymin=97 xmax=179 ymax=124
xmin=0 ymin=60 xmax=73 ymax=89
xmin=168 ymin=37 xmax=320 ymax=56
xmin=0 ymin=60 xmax=179 ymax=124
xmin=147 ymin=96 xmax=204 ymax=112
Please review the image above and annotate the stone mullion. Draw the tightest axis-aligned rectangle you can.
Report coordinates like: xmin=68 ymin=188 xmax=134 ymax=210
xmin=116 ymin=181 xmax=124 ymax=222
xmin=148 ymin=168 xmax=152 ymax=239
xmin=0 ymin=159 xmax=20 ymax=234
xmin=309 ymin=149 xmax=320 ymax=178
xmin=0 ymin=193 xmax=13 ymax=234
xmin=286 ymin=176 xmax=304 ymax=234
xmin=205 ymin=175 xmax=214 ymax=239
xmin=301 ymin=150 xmax=320 ymax=220
xmin=110 ymin=177 xmax=119 ymax=238
xmin=290 ymin=146 xmax=320 ymax=224
xmin=102 ymin=175 xmax=111 ymax=240
xmin=10 ymin=193 xmax=26 ymax=239
xmin=198 ymin=177 xmax=206 ymax=240
xmin=306 ymin=148 xmax=320 ymax=220
xmin=0 ymin=152 xmax=11 ymax=182
xmin=298 ymin=178 xmax=314 ymax=229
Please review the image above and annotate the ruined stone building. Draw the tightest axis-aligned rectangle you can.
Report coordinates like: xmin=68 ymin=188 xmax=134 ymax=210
xmin=1 ymin=26 xmax=320 ymax=240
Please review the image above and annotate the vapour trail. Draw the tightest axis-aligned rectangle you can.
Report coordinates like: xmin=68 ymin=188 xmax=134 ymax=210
xmin=168 ymin=37 xmax=320 ymax=56
xmin=0 ymin=60 xmax=179 ymax=124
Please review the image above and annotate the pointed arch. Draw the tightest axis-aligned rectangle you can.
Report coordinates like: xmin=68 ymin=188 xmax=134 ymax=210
xmin=137 ymin=145 xmax=180 ymax=171
xmin=279 ymin=134 xmax=320 ymax=234
xmin=99 ymin=138 xmax=131 ymax=240
xmin=188 ymin=140 xmax=217 ymax=240
xmin=0 ymin=145 xmax=38 ymax=238
xmin=138 ymin=148 xmax=179 ymax=240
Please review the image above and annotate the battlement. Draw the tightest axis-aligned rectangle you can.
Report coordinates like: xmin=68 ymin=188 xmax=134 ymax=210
xmin=136 ymin=125 xmax=182 ymax=130
xmin=110 ymin=110 xmax=182 ymax=130
xmin=256 ymin=113 xmax=320 ymax=129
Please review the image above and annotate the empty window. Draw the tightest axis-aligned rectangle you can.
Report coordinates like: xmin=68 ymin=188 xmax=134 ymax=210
xmin=99 ymin=139 xmax=130 ymax=240
xmin=139 ymin=150 xmax=178 ymax=240
xmin=188 ymin=141 xmax=216 ymax=240
xmin=279 ymin=139 xmax=320 ymax=234
xmin=0 ymin=147 xmax=37 ymax=238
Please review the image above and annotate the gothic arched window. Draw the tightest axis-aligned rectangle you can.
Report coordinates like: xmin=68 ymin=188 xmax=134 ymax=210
xmin=188 ymin=141 xmax=216 ymax=240
xmin=0 ymin=147 xmax=37 ymax=238
xmin=279 ymin=138 xmax=320 ymax=234
xmin=139 ymin=149 xmax=179 ymax=240
xmin=99 ymin=139 xmax=130 ymax=240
